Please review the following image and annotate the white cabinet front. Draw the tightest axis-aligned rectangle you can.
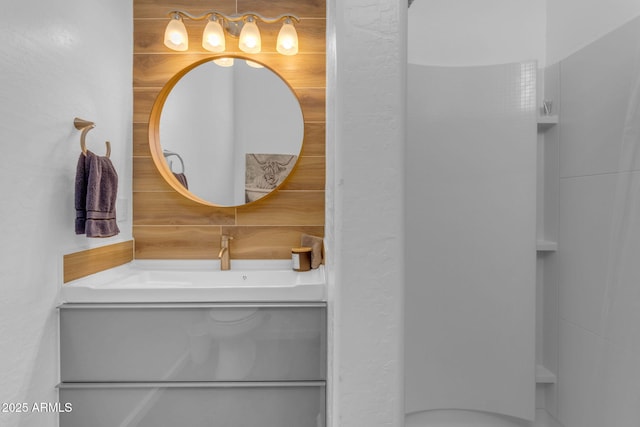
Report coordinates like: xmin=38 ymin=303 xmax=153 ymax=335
xmin=59 ymin=383 xmax=325 ymax=427
xmin=60 ymin=303 xmax=326 ymax=382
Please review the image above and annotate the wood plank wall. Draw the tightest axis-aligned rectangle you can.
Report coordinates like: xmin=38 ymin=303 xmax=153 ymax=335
xmin=133 ymin=0 xmax=326 ymax=259
xmin=63 ymin=241 xmax=134 ymax=283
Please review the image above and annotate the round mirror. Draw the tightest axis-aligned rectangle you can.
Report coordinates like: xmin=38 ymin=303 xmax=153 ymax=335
xmin=149 ymin=56 xmax=304 ymax=207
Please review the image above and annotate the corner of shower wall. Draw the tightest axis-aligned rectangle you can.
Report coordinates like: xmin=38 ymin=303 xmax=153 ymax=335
xmin=406 ymin=408 xmax=566 ymax=427
xmin=406 ymin=60 xmax=568 ymax=427
xmin=535 ymin=62 xmax=562 ymax=425
xmin=544 ymin=16 xmax=640 ymax=427
xmin=529 ymin=60 xmax=563 ymax=427
xmin=405 ymin=61 xmax=537 ymax=423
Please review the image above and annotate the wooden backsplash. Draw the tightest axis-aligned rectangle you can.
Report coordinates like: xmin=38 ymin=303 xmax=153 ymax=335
xmin=133 ymin=0 xmax=325 ymax=260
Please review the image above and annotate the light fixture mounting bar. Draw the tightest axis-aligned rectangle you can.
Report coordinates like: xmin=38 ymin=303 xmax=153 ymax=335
xmin=167 ymin=10 xmax=300 ymax=24
xmin=164 ymin=9 xmax=300 ymax=55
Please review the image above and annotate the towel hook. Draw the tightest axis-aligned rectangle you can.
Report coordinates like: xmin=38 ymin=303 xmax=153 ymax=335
xmin=74 ymin=117 xmax=111 ymax=157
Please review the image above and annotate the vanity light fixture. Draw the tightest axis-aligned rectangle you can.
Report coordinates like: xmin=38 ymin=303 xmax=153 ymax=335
xmin=202 ymin=16 xmax=225 ymax=52
xmin=238 ymin=16 xmax=261 ymax=53
xmin=276 ymin=18 xmax=299 ymax=55
xmin=246 ymin=60 xmax=264 ymax=69
xmin=164 ymin=13 xmax=188 ymax=51
xmin=163 ymin=10 xmax=300 ymax=55
xmin=213 ymin=57 xmax=234 ymax=67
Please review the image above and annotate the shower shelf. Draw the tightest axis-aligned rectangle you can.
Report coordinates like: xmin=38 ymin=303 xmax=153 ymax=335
xmin=537 ymin=115 xmax=559 ymax=131
xmin=536 ymin=240 xmax=558 ymax=252
xmin=535 ymin=364 xmax=557 ymax=384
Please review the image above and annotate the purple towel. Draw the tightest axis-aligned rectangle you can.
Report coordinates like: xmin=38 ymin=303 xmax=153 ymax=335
xmin=173 ymin=172 xmax=188 ymax=189
xmin=75 ymin=151 xmax=120 ymax=238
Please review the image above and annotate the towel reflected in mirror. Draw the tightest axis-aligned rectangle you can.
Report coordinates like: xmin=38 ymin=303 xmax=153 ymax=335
xmin=173 ymin=172 xmax=188 ymax=189
xmin=163 ymin=149 xmax=188 ymax=189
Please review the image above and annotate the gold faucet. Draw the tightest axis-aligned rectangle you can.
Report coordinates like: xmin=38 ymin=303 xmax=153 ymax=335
xmin=218 ymin=235 xmax=233 ymax=271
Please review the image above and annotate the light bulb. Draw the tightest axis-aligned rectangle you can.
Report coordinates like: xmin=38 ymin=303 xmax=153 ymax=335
xmin=277 ymin=19 xmax=298 ymax=55
xmin=239 ymin=17 xmax=261 ymax=54
xmin=164 ymin=15 xmax=188 ymax=51
xmin=202 ymin=17 xmax=225 ymax=52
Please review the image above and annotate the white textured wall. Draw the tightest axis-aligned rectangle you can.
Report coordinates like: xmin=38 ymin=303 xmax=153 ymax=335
xmin=0 ymin=1 xmax=132 ymax=426
xmin=326 ymin=0 xmax=406 ymax=426
xmin=547 ymin=0 xmax=640 ymax=65
xmin=408 ymin=0 xmax=546 ymax=67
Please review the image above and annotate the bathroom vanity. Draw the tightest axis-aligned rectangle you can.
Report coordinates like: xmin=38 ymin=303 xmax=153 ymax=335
xmin=58 ymin=261 xmax=327 ymax=427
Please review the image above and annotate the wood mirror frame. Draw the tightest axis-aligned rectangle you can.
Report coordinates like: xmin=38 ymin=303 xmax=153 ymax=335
xmin=148 ymin=55 xmax=304 ymax=207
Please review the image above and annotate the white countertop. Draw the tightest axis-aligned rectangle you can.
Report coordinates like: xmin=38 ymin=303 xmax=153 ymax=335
xmin=61 ymin=260 xmax=326 ymax=303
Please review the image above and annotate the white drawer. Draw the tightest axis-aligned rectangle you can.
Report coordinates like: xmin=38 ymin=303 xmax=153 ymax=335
xmin=59 ymin=382 xmax=325 ymax=427
xmin=60 ymin=303 xmax=326 ymax=382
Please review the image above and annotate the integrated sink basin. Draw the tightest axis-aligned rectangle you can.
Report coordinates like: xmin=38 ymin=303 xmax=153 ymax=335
xmin=61 ymin=260 xmax=326 ymax=303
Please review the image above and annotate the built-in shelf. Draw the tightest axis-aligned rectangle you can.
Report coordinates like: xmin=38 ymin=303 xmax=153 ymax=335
xmin=536 ymin=364 xmax=557 ymax=384
xmin=537 ymin=115 xmax=559 ymax=131
xmin=536 ymin=240 xmax=558 ymax=252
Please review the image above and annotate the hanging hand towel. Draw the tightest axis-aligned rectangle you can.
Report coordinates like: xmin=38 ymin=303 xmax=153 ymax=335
xmin=74 ymin=153 xmax=88 ymax=234
xmin=74 ymin=150 xmax=120 ymax=238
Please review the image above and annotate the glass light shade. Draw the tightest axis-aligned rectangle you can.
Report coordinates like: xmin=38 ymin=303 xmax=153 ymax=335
xmin=164 ymin=16 xmax=188 ymax=51
xmin=246 ymin=60 xmax=264 ymax=69
xmin=213 ymin=57 xmax=234 ymax=67
xmin=238 ymin=19 xmax=261 ymax=53
xmin=276 ymin=21 xmax=298 ymax=55
xmin=202 ymin=18 xmax=225 ymax=52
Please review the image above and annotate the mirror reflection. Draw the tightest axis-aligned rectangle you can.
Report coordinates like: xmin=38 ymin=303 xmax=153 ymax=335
xmin=156 ymin=57 xmax=304 ymax=206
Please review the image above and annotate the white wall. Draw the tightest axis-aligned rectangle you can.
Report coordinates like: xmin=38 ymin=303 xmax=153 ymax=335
xmin=408 ymin=0 xmax=640 ymax=68
xmin=0 ymin=1 xmax=132 ymax=426
xmin=408 ymin=0 xmax=546 ymax=67
xmin=545 ymin=16 xmax=640 ymax=427
xmin=405 ymin=2 xmax=640 ymax=427
xmin=405 ymin=62 xmax=537 ymax=421
xmin=326 ymin=0 xmax=406 ymax=426
xmin=546 ymin=0 xmax=640 ymax=65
